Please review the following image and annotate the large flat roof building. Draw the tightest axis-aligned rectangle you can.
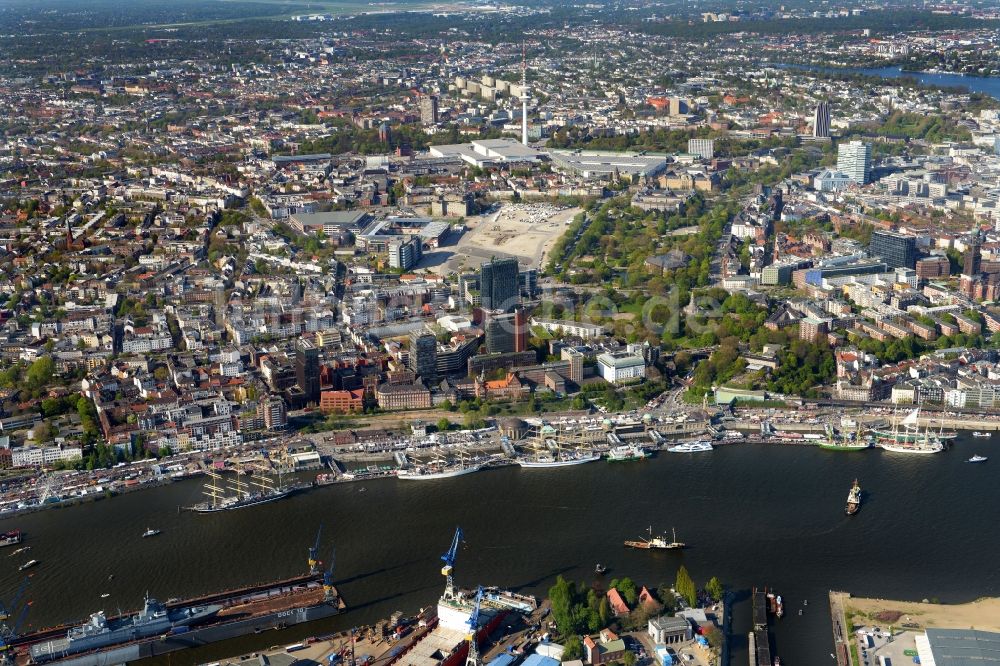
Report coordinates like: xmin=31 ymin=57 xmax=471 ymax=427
xmin=429 ymin=138 xmax=544 ymax=167
xmin=289 ymin=211 xmax=371 ymax=237
xmin=918 ymin=628 xmax=1000 ymax=666
xmin=548 ymin=150 xmax=669 ymax=180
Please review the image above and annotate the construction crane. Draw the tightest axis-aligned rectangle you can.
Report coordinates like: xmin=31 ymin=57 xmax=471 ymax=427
xmin=309 ymin=524 xmax=324 ymax=574
xmin=323 ymin=547 xmax=337 ymax=604
xmin=440 ymin=526 xmax=464 ymax=600
xmin=464 ymin=586 xmax=484 ymax=666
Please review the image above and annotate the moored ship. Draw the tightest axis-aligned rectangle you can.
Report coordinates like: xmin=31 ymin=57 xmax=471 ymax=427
xmin=878 ymin=439 xmax=944 ymax=454
xmin=606 ymin=444 xmax=647 ymax=462
xmin=667 ymin=441 xmax=713 ymax=453
xmin=871 ymin=408 xmax=957 ymax=442
xmin=398 ymin=462 xmax=482 ymax=480
xmin=0 ymin=529 xmax=22 ymax=547
xmin=845 ymin=479 xmax=861 ymax=516
xmin=818 ymin=439 xmax=871 ymax=451
xmin=517 ymin=446 xmax=600 ymax=468
xmin=29 ymin=597 xmax=222 ymax=662
xmin=10 ymin=538 xmax=345 ymax=666
xmin=184 ymin=465 xmax=304 ymax=513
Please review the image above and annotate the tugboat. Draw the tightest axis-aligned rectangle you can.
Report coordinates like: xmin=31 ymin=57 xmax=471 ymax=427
xmin=595 ymin=564 xmax=607 ymax=575
xmin=845 ymin=479 xmax=861 ymax=516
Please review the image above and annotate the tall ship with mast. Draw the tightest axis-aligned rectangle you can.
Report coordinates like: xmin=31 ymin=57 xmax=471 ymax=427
xmin=398 ymin=451 xmax=482 ymax=480
xmin=876 ymin=409 xmax=945 ymax=454
xmin=871 ymin=408 xmax=956 ymax=443
xmin=819 ymin=423 xmax=872 ymax=451
xmin=184 ymin=463 xmax=303 ymax=513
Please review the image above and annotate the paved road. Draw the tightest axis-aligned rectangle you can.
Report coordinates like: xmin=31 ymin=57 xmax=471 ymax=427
xmin=829 ymin=591 xmax=851 ymax=666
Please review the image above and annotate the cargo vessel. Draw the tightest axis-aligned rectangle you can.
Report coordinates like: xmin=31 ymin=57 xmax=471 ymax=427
xmin=8 ymin=541 xmax=344 ymax=666
xmin=624 ymin=526 xmax=685 ymax=550
xmin=845 ymin=479 xmax=861 ymax=516
xmin=0 ymin=529 xmax=21 ymax=547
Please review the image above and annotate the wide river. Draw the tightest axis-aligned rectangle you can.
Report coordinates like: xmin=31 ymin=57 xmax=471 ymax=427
xmin=780 ymin=64 xmax=1000 ymax=99
xmin=2 ymin=438 xmax=998 ymax=665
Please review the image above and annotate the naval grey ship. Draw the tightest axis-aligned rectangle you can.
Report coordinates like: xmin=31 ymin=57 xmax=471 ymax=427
xmin=30 ymin=597 xmax=221 ymax=662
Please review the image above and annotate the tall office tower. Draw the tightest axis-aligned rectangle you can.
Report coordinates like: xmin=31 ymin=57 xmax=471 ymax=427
xmin=870 ymin=230 xmax=917 ymax=270
xmin=408 ymin=331 xmax=438 ymax=382
xmin=295 ymin=338 xmax=321 ymax=405
xmin=520 ymin=44 xmax=530 ymax=145
xmin=837 ymin=140 xmax=872 ymax=184
xmin=813 ymin=101 xmax=831 ymax=138
xmin=964 ymin=241 xmax=982 ymax=276
xmin=419 ymin=95 xmax=439 ymax=126
xmin=484 ymin=307 xmax=529 ymax=354
xmin=479 ymin=257 xmax=520 ymax=312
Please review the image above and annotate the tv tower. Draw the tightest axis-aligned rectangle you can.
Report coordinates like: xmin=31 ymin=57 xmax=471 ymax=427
xmin=520 ymin=43 xmax=530 ymax=146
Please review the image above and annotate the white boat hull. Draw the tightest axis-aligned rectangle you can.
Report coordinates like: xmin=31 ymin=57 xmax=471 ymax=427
xmin=518 ymin=454 xmax=600 ymax=468
xmin=397 ymin=465 xmax=482 ymax=480
xmin=877 ymin=442 xmax=942 ymax=454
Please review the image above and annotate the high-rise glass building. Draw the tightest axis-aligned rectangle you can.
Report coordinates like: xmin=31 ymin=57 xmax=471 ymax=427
xmin=295 ymin=339 xmax=321 ymax=405
xmin=479 ymin=258 xmax=520 ymax=312
xmin=837 ymin=140 xmax=871 ymax=184
xmin=408 ymin=331 xmax=438 ymax=382
xmin=484 ymin=307 xmax=528 ymax=354
xmin=870 ymin=230 xmax=916 ymax=270
xmin=420 ymin=95 xmax=439 ymax=125
xmin=813 ymin=101 xmax=831 ymax=138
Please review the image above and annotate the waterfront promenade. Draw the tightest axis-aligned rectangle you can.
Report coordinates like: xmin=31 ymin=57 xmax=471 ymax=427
xmin=829 ymin=591 xmax=851 ymax=666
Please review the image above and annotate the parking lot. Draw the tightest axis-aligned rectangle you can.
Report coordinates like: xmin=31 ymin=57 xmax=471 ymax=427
xmin=856 ymin=626 xmax=918 ymax=666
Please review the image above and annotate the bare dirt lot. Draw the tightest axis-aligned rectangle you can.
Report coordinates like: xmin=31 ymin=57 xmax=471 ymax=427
xmin=421 ymin=203 xmax=579 ymax=275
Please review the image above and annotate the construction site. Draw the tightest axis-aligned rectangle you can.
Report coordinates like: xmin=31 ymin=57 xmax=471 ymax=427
xmin=428 ymin=203 xmax=577 ymax=276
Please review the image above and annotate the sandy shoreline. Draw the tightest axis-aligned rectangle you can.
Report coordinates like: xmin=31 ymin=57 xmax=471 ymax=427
xmin=846 ymin=594 xmax=1000 ymax=632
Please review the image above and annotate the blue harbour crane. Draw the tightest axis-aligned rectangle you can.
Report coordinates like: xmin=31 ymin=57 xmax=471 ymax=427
xmin=323 ymin=547 xmax=337 ymax=604
xmin=440 ymin=526 xmax=464 ymax=600
xmin=309 ymin=524 xmax=324 ymax=574
xmin=464 ymin=586 xmax=484 ymax=666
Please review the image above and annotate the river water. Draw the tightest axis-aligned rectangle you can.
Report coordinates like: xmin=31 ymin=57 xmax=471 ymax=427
xmin=779 ymin=64 xmax=1000 ymax=99
xmin=2 ymin=438 xmax=998 ymax=665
